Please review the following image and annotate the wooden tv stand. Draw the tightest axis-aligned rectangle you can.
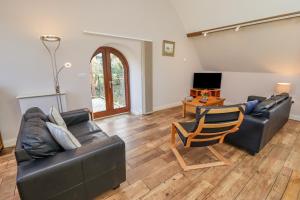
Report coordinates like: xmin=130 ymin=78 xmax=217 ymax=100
xmin=190 ymin=88 xmax=221 ymax=98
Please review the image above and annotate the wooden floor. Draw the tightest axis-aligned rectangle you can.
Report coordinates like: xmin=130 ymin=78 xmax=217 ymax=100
xmin=1 ymin=106 xmax=300 ymax=200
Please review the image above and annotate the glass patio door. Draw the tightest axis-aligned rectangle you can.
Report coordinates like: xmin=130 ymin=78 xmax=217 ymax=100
xmin=91 ymin=47 xmax=130 ymax=118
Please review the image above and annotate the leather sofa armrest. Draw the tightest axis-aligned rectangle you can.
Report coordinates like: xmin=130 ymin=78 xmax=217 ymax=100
xmin=242 ymin=115 xmax=269 ymax=126
xmin=17 ymin=135 xmax=125 ymax=200
xmin=226 ymin=115 xmax=269 ymax=155
xmin=247 ymin=95 xmax=267 ymax=102
xmin=61 ymin=108 xmax=91 ymax=126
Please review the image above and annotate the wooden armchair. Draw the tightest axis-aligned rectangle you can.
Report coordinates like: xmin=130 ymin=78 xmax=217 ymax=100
xmin=171 ymin=105 xmax=244 ymax=171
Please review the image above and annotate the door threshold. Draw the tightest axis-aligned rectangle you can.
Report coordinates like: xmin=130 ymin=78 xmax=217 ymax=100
xmin=93 ymin=112 xmax=131 ymax=120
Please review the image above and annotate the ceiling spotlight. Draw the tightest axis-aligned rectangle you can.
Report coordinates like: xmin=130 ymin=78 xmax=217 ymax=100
xmin=203 ymin=32 xmax=208 ymax=37
xmin=235 ymin=26 xmax=240 ymax=32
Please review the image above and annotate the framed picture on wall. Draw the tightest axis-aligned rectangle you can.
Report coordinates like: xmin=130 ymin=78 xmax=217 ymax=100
xmin=162 ymin=40 xmax=175 ymax=57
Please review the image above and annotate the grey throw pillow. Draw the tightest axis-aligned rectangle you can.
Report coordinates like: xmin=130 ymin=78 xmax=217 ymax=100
xmin=48 ymin=106 xmax=67 ymax=129
xmin=46 ymin=122 xmax=81 ymax=150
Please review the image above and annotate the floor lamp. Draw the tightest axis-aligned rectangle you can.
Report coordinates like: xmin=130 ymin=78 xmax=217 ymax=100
xmin=40 ymin=35 xmax=71 ymax=113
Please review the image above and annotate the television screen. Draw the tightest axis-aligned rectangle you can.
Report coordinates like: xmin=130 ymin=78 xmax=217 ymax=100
xmin=193 ymin=73 xmax=222 ymax=89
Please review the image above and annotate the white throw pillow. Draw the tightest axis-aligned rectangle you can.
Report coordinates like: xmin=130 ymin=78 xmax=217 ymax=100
xmin=46 ymin=122 xmax=81 ymax=150
xmin=48 ymin=106 xmax=67 ymax=129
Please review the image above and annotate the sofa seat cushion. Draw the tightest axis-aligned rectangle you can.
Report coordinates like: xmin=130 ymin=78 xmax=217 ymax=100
xmin=77 ymin=131 xmax=109 ymax=145
xmin=68 ymin=121 xmax=103 ymax=138
xmin=21 ymin=118 xmax=62 ymax=158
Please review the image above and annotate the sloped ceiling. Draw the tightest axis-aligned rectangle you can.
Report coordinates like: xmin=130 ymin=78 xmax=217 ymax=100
xmin=170 ymin=0 xmax=300 ymax=74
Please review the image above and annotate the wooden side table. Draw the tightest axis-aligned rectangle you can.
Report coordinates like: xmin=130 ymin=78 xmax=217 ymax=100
xmin=182 ymin=96 xmax=225 ymax=117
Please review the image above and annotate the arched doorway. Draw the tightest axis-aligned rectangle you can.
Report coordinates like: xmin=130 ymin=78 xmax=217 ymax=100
xmin=90 ymin=46 xmax=130 ymax=118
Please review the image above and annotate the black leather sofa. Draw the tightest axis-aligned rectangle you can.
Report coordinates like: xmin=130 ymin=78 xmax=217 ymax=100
xmin=226 ymin=94 xmax=292 ymax=155
xmin=15 ymin=108 xmax=126 ymax=200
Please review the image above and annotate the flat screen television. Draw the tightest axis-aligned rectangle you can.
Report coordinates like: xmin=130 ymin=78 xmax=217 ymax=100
xmin=193 ymin=73 xmax=222 ymax=89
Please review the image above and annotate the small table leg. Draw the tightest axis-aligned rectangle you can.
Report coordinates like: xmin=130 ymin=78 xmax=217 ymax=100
xmin=182 ymin=102 xmax=186 ymax=118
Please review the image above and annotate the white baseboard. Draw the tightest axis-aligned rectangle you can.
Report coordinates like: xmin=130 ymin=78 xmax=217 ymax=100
xmin=131 ymin=110 xmax=142 ymax=115
xmin=153 ymin=102 xmax=181 ymax=112
xmin=289 ymin=114 xmax=300 ymax=121
xmin=3 ymin=138 xmax=16 ymax=147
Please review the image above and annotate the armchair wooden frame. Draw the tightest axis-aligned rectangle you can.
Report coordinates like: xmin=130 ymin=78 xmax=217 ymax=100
xmin=171 ymin=107 xmax=244 ymax=171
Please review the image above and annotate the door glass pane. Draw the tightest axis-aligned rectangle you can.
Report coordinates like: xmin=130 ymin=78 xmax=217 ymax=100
xmin=91 ymin=53 xmax=106 ymax=112
xmin=110 ymin=53 xmax=126 ymax=109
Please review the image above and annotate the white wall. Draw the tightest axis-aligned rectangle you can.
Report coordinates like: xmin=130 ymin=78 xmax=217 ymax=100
xmin=220 ymin=72 xmax=300 ymax=120
xmin=170 ymin=0 xmax=300 ymax=32
xmin=171 ymin=0 xmax=300 ymax=119
xmin=0 ymin=0 xmax=201 ymax=146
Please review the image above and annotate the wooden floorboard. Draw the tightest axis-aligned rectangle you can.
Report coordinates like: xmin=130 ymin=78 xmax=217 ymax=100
xmin=1 ymin=106 xmax=300 ymax=200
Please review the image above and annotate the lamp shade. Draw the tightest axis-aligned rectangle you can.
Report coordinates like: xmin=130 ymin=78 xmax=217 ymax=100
xmin=275 ymin=83 xmax=291 ymax=94
xmin=40 ymin=35 xmax=61 ymax=42
xmin=63 ymin=62 xmax=72 ymax=68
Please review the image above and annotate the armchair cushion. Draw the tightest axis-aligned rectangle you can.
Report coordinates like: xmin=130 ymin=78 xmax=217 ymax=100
xmin=176 ymin=105 xmax=244 ymax=148
xmin=191 ymin=105 xmax=243 ymax=131
xmin=176 ymin=122 xmax=220 ymax=147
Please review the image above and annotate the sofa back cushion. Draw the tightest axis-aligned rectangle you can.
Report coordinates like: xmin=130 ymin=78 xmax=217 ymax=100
xmin=270 ymin=93 xmax=289 ymax=104
xmin=252 ymin=99 xmax=277 ymax=117
xmin=21 ymin=118 xmax=62 ymax=158
xmin=24 ymin=107 xmax=48 ymax=121
xmin=247 ymin=96 xmax=267 ymax=103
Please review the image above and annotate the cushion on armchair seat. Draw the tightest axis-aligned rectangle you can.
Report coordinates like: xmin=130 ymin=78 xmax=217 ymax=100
xmin=176 ymin=105 xmax=243 ymax=148
xmin=190 ymin=106 xmax=242 ymax=132
xmin=176 ymin=121 xmax=227 ymax=147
